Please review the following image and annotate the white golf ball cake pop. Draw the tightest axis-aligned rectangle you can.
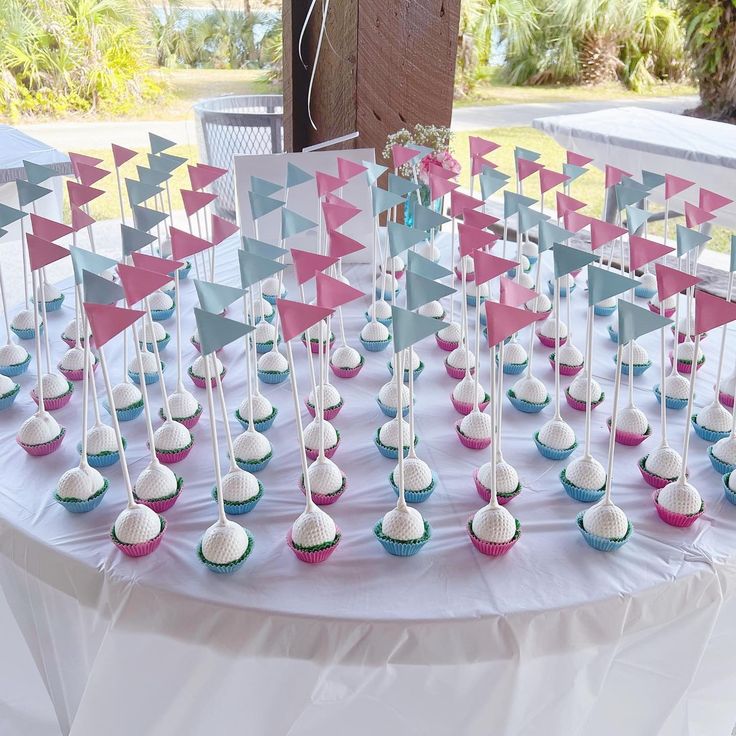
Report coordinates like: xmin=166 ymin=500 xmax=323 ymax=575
xmin=527 ymin=292 xmax=551 ymax=314
xmin=637 ymin=271 xmax=657 ymax=294
xmin=619 ymin=340 xmax=650 ymax=369
xmin=478 ymin=460 xmax=519 ymax=496
xmin=565 ymin=455 xmax=606 ymax=490
xmin=61 ymin=318 xmax=90 ymax=345
xmin=111 ymin=381 xmax=143 ymax=412
xmin=676 ymin=340 xmax=704 ymax=366
xmin=645 ymin=445 xmax=682 ymax=480
xmin=0 ymin=373 xmax=17 ymax=396
xmin=392 ymin=456 xmax=433 ymax=492
xmin=36 ymin=282 xmax=62 ymax=305
xmin=471 ymin=504 xmax=517 ymax=544
xmin=130 ymin=350 xmax=160 ymax=377
xmin=148 ymin=290 xmax=174 ymax=313
xmin=167 ymin=388 xmax=201 ymax=423
xmin=240 ymin=393 xmax=275 ymax=424
xmin=381 ymin=504 xmax=426 ymax=541
xmin=138 ymin=321 xmax=166 ymax=346
xmin=86 ymin=424 xmax=118 ymax=456
xmin=555 ymin=343 xmax=584 ymax=368
xmin=308 ymin=384 xmax=342 ymax=415
xmin=331 ymin=345 xmax=362 ymax=370
xmin=258 ymin=349 xmax=289 ymax=376
xmin=568 ymin=373 xmax=603 ymax=404
xmin=582 ymin=501 xmax=629 ymax=540
xmin=447 ymin=347 xmax=475 ymax=372
xmin=729 ymin=471 xmax=736 ymax=492
xmin=220 ymin=468 xmax=260 ymax=503
xmin=154 ymin=420 xmax=192 ymax=456
xmin=538 ymin=418 xmax=576 ymax=451
xmin=615 ymin=405 xmax=649 ymax=436
xmin=303 ymin=418 xmax=338 ymax=454
xmin=360 ymin=319 xmax=390 ymax=345
xmin=378 ymin=380 xmax=410 ymax=415
xmin=663 ymin=372 xmax=690 ymax=400
xmin=200 ymin=519 xmax=250 ymax=565
xmin=40 ymin=373 xmax=71 ymax=399
xmin=59 ymin=346 xmax=86 ymax=372
xmin=658 ymin=480 xmax=703 ymax=516
xmin=418 ymin=300 xmax=445 ymax=319
xmin=538 ymin=317 xmax=568 ymax=342
xmin=255 ymin=320 xmax=276 ymax=346
xmin=390 ymin=350 xmax=421 ymax=375
xmin=649 ymin=294 xmax=676 ymax=312
xmin=437 ymin=321 xmax=461 ymax=345
xmin=503 ymin=341 xmax=528 ymax=368
xmin=378 ymin=416 xmax=414 ymax=453
xmin=453 ymin=375 xmax=486 ymax=405
xmin=56 ymin=465 xmax=105 ymax=501
xmin=459 ymin=410 xmax=493 ymax=440
xmin=381 ymin=255 xmax=404 ymax=276
xmin=113 ymin=504 xmax=162 ymax=545
xmin=596 ymin=296 xmax=617 ymax=310
xmin=134 ymin=461 xmax=178 ymax=501
xmin=11 ymin=309 xmax=39 ymax=335
xmin=377 ymin=273 xmax=399 ymax=297
xmin=0 ymin=342 xmax=30 ymax=368
xmin=261 ymin=276 xmax=285 ymax=301
xmin=190 ymin=354 xmax=224 ymax=381
xmin=252 ymin=296 xmax=274 ymax=322
xmin=367 ymin=300 xmax=392 ymax=322
xmin=291 ymin=505 xmax=339 ymax=552
xmin=305 ymin=457 xmax=345 ymax=497
xmin=712 ymin=436 xmax=736 ymax=466
xmin=512 ymin=375 xmax=549 ymax=405
xmin=695 ymin=402 xmax=733 ymax=433
xmin=17 ymin=411 xmax=63 ymax=448
xmin=233 ymin=430 xmax=272 ymax=464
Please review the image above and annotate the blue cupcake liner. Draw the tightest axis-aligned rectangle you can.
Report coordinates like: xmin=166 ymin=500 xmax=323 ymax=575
xmin=389 ymin=473 xmax=436 ymax=503
xmin=212 ymin=483 xmax=264 ymax=515
xmin=263 ymin=289 xmax=286 ymax=305
xmin=373 ymin=520 xmax=431 ymax=556
xmin=635 ymin=285 xmax=657 ymax=299
xmin=613 ymin=355 xmax=651 ymax=376
xmin=722 ymin=473 xmax=736 ymax=505
xmin=376 ymin=398 xmax=410 ymax=418
xmin=128 ymin=363 xmax=164 ymax=385
xmin=576 ymin=512 xmax=632 ymax=551
xmin=162 ymin=287 xmax=176 ymax=300
xmin=708 ymin=445 xmax=736 ymax=475
xmin=0 ymin=354 xmax=31 ymax=377
xmin=527 ymin=254 xmax=539 ymax=266
xmin=255 ymin=311 xmax=275 ymax=325
xmin=198 ymin=533 xmax=254 ymax=573
xmin=691 ymin=415 xmax=731 ymax=442
xmin=256 ymin=339 xmax=280 ymax=354
xmin=151 ymin=306 xmax=175 ymax=322
xmin=257 ymin=368 xmax=289 ymax=384
xmin=375 ymin=288 xmax=400 ymax=302
xmin=653 ymin=384 xmax=688 ymax=410
xmin=466 ymin=294 xmax=486 ymax=308
xmin=534 ymin=432 xmax=577 ymax=460
xmin=104 ymin=400 xmax=144 ymax=422
xmin=11 ymin=326 xmax=38 ymax=341
xmin=607 ymin=324 xmax=619 ymax=343
xmin=502 ymin=360 xmax=528 ymax=375
xmin=235 ymin=407 xmax=277 ymax=433
xmin=374 ymin=432 xmax=417 ymax=460
xmin=54 ymin=478 xmax=109 ymax=513
xmin=548 ymin=281 xmax=575 ymax=297
xmin=178 ymin=262 xmax=191 ymax=279
xmin=0 ymin=384 xmax=20 ymax=411
xmin=560 ymin=469 xmax=605 ymax=503
xmin=387 ymin=361 xmax=424 ymax=382
xmin=77 ymin=437 xmax=127 ymax=468
xmin=360 ymin=335 xmax=391 ymax=352
xmin=364 ymin=311 xmax=392 ymax=327
xmin=234 ymin=452 xmax=273 ymax=473
xmin=142 ymin=335 xmax=171 ymax=353
xmin=36 ymin=294 xmax=64 ymax=312
xmin=507 ymin=390 xmax=550 ymax=414
xmin=594 ymin=304 xmax=617 ymax=317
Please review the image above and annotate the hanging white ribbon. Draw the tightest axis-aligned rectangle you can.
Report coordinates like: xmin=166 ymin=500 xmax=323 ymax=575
xmin=298 ymin=0 xmax=331 ymax=130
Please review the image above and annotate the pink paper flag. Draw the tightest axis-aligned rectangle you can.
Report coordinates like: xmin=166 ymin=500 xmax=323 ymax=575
xmin=111 ymin=144 xmax=137 ymax=168
xmin=605 ymin=165 xmax=631 ymax=189
xmin=117 ymin=263 xmax=171 ymax=306
xmin=473 ymin=250 xmax=517 ymax=286
xmin=499 ymin=276 xmax=538 ymax=307
xmin=324 ymin=192 xmax=356 ymax=209
xmin=85 ymin=302 xmax=144 ymax=348
xmin=69 ymin=152 xmax=103 ymax=179
xmin=470 ymin=155 xmax=497 ymax=177
xmin=469 ymin=136 xmax=500 ymax=158
xmin=188 ymin=163 xmax=228 ymax=191
xmin=463 ymin=210 xmax=499 ymax=230
xmin=655 ymin=263 xmax=701 ymax=302
xmin=684 ymin=202 xmax=716 ymax=229
xmin=71 ymin=206 xmax=95 ymax=232
xmin=564 ymin=210 xmax=592 ymax=232
xmin=336 ymin=157 xmax=367 ymax=181
xmin=26 ymin=234 xmax=69 ymax=271
xmin=170 ymin=226 xmax=211 ymax=260
xmin=517 ymin=158 xmax=544 ymax=182
xmin=277 ymin=298 xmax=333 ymax=343
xmin=328 ymin=230 xmax=365 ymax=259
xmin=589 ymin=219 xmax=627 ymax=250
xmin=77 ymin=162 xmax=110 ymax=187
xmin=629 ymin=235 xmax=674 ymax=272
xmin=181 ymin=189 xmax=217 ymax=217
xmin=664 ymin=173 xmax=694 ymax=201
xmin=458 ymin=223 xmax=498 ymax=257
xmin=315 ymin=171 xmax=347 ymax=198
xmin=695 ymin=289 xmax=736 ymax=335
xmin=67 ymin=181 xmax=104 ymax=207
xmin=322 ymin=201 xmax=360 ymax=231
xmin=429 ymin=174 xmax=459 ymax=202
xmin=426 ymin=162 xmax=456 ymax=180
xmin=131 ymin=251 xmax=184 ymax=275
xmin=291 ymin=248 xmax=338 ymax=286
xmin=567 ymin=151 xmax=593 ymax=167
xmin=539 ymin=168 xmax=570 ymax=194
xmin=556 ymin=192 xmax=586 ymax=219
xmin=699 ymin=188 xmax=733 ymax=212
xmin=315 ymin=271 xmax=364 ymax=309
xmin=485 ymin=301 xmax=539 ymax=347
xmin=391 ymin=145 xmax=421 ymax=169
xmin=211 ymin=214 xmax=239 ymax=245
xmin=30 ymin=213 xmax=73 ymax=242
xmin=449 ymin=190 xmax=483 ymax=219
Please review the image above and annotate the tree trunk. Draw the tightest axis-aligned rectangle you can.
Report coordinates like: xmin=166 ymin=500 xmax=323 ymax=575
xmin=579 ymin=33 xmax=621 ymax=86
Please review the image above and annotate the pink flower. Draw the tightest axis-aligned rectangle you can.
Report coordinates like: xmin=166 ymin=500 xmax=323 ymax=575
xmin=418 ymin=151 xmax=461 ymax=185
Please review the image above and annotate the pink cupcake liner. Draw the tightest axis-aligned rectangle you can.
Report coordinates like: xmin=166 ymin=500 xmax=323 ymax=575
xmin=472 ymin=468 xmax=517 ymax=505
xmin=564 ymin=389 xmax=604 ymax=412
xmin=455 ymin=267 xmax=475 ymax=281
xmin=306 ymin=442 xmax=339 ymax=461
xmin=112 ymin=519 xmax=166 ymax=557
xmin=720 ymin=391 xmax=734 ymax=409
xmin=158 ymin=406 xmax=203 ymax=429
xmin=58 ymin=362 xmax=98 ymax=382
xmin=445 ymin=360 xmax=473 ymax=379
xmin=653 ymin=491 xmax=704 ymax=528
xmin=668 ymin=354 xmax=704 ymax=374
xmin=154 ymin=443 xmax=193 ymax=464
xmin=31 ymin=387 xmax=73 ymax=412
xmin=299 ymin=476 xmax=346 ymax=506
xmin=304 ymin=398 xmax=343 ymax=421
xmin=436 ymin=334 xmax=459 ymax=352
xmin=638 ymin=461 xmax=672 ymax=489
xmin=451 ymin=395 xmax=490 ymax=415
xmin=287 ymin=528 xmax=341 ymax=563
xmin=330 ymin=363 xmax=363 ymax=379
xmin=455 ymin=423 xmax=491 ymax=449
xmin=536 ymin=332 xmax=567 ymax=349
xmin=391 ymin=269 xmax=405 ymax=280
xmin=649 ymin=303 xmax=676 ymax=318
xmin=302 ymin=337 xmax=335 ymax=354
xmin=607 ymin=418 xmax=650 ymax=446
xmin=17 ymin=429 xmax=66 ymax=457
xmin=189 ymin=367 xmax=227 ymax=388
xmin=466 ymin=517 xmax=519 ymax=556
xmin=548 ymin=356 xmax=583 ymax=376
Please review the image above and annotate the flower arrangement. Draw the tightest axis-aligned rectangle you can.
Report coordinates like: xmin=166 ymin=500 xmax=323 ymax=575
xmin=383 ymin=124 xmax=457 ymax=178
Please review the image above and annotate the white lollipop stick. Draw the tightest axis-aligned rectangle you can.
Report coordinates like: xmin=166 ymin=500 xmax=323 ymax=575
xmin=132 ymin=321 xmax=159 ymax=464
xmin=38 ymin=274 xmax=52 ymax=375
xmin=0 ymin=259 xmax=12 ymax=345
xmin=174 ymin=268 xmax=184 ymax=391
xmin=583 ymin=304 xmax=594 ymax=456
xmin=553 ymin=276 xmax=562 ymax=420
xmin=30 ymin=270 xmax=44 ymax=410
xmin=713 ymin=272 xmax=735 ymax=402
xmin=604 ymin=344 xmax=625 ymax=505
xmin=144 ymin=298 xmax=171 ymax=421
xmin=395 ymin=349 xmax=407 ymax=511
xmin=472 ymin=279 xmax=482 ymax=411
xmin=676 ymin=333 xmax=701 ymax=484
xmin=658 ymin=299 xmax=670 ymax=448
xmin=213 ymin=358 xmax=238 ymax=473
xmin=203 ymin=354 xmax=227 ymax=526
xmin=488 ymin=341 xmax=499 ymax=508
xmin=240 ymin=292 xmax=256 ymax=429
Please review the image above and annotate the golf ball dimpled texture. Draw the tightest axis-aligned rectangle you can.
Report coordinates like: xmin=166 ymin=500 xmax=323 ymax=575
xmin=201 ymin=520 xmax=249 ymax=565
xmin=460 ymin=410 xmax=493 ymax=440
xmin=392 ymin=457 xmax=432 ymax=491
xmin=565 ymin=455 xmax=606 ymax=490
xmin=154 ymin=420 xmax=191 ymax=452
xmin=169 ymin=389 xmax=199 ymax=419
xmin=538 ymin=418 xmax=576 ymax=450
xmin=658 ymin=480 xmax=702 ymax=515
xmin=86 ymin=424 xmax=117 ymax=455
xmin=472 ymin=505 xmax=516 ymax=543
xmin=114 ymin=505 xmax=161 ymax=545
xmin=645 ymin=446 xmax=682 ymax=479
xmin=712 ymin=437 xmax=736 ymax=465
xmin=513 ymin=375 xmax=548 ymax=404
xmin=135 ymin=461 xmax=178 ymax=500
xmin=361 ymin=320 xmax=389 ymax=342
xmin=453 ymin=376 xmax=485 ymax=404
xmin=307 ymin=458 xmax=344 ymax=494
xmin=382 ymin=505 xmax=425 ymax=541
xmin=503 ymin=341 xmax=528 ymax=365
xmin=221 ymin=469 xmax=260 ymax=502
xmin=696 ymin=403 xmax=733 ymax=432
xmin=233 ymin=430 xmax=271 ymax=461
xmin=379 ymin=381 xmax=410 ymax=411
xmin=17 ymin=413 xmax=61 ymax=446
xmin=332 ymin=345 xmax=361 ymax=369
xmin=582 ymin=502 xmax=629 ymax=540
xmin=437 ymin=322 xmax=461 ymax=343
xmin=568 ymin=373 xmax=602 ymax=402
xmin=616 ymin=406 xmax=649 ymax=436
xmin=303 ymin=419 xmax=337 ymax=452
xmin=292 ymin=507 xmax=337 ymax=547
xmin=478 ymin=461 xmax=519 ymax=495
xmin=259 ymin=351 xmax=288 ymax=373
xmin=379 ymin=417 xmax=413 ymax=449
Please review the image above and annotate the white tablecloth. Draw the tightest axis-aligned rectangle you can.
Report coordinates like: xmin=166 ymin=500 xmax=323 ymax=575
xmin=1 ymin=234 xmax=735 ymax=736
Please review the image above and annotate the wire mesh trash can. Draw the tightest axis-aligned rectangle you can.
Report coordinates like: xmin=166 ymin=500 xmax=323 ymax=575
xmin=193 ymin=95 xmax=284 ymax=220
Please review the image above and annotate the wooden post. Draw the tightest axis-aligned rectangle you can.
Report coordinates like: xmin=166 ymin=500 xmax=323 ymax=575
xmin=283 ymin=0 xmax=460 ymax=159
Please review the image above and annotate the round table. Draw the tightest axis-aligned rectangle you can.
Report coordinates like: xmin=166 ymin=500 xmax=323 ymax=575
xmin=1 ymin=235 xmax=735 ymax=736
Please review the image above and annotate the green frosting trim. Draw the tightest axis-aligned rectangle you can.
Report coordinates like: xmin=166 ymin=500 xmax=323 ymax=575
xmin=135 ymin=475 xmax=183 ymax=503
xmin=55 ymin=477 xmax=109 ymax=504
xmin=0 ymin=384 xmax=20 ymax=400
xmin=374 ymin=429 xmax=418 ymax=452
xmin=110 ymin=515 xmax=165 ymax=546
xmin=291 ymin=531 xmax=341 ymax=553
xmin=156 ymin=436 xmax=194 ymax=455
xmin=467 ymin=517 xmax=521 ymax=544
xmin=198 ymin=532 xmax=254 ymax=569
xmin=374 ymin=520 xmax=431 ymax=545
xmin=213 ymin=480 xmax=264 ymax=506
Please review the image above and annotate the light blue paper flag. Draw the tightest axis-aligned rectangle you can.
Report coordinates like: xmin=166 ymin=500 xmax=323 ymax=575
xmin=251 ymin=176 xmax=282 ymax=197
xmin=406 ymin=271 xmax=455 ymax=310
xmin=625 ymin=205 xmax=651 ymax=236
xmin=121 ymin=224 xmax=156 ymax=256
xmin=503 ymin=191 xmax=536 ymax=219
xmin=242 ymin=236 xmax=287 ymax=261
xmin=137 ymin=165 xmax=170 ymax=187
xmin=562 ymin=162 xmax=588 ymax=184
xmin=676 ymin=224 xmax=710 ymax=258
xmin=281 ymin=207 xmax=318 ymax=238
xmin=193 ymin=279 xmax=244 ymax=314
xmin=238 ymin=249 xmax=286 ymax=289
xmin=407 ymin=250 xmax=452 ymax=280
xmin=618 ymin=299 xmax=672 ymax=345
xmin=515 ymin=147 xmax=541 ymax=162
xmin=286 ymin=163 xmax=313 ymax=189
xmin=479 ymin=168 xmax=510 ymax=200
xmin=363 ymin=161 xmax=388 ymax=185
xmin=70 ymin=246 xmax=117 ymax=285
xmin=83 ymin=269 xmax=124 ymax=305
xmin=194 ymin=307 xmax=254 ymax=356
xmin=388 ymin=174 xmax=421 ymax=197
xmin=23 ymin=160 xmax=58 ymax=185
xmin=587 ymin=265 xmax=640 ymax=307
xmin=413 ymin=203 xmax=450 ymax=231
xmin=409 ymin=145 xmax=433 ymax=160
xmin=642 ymin=170 xmax=665 ymax=190
xmin=149 ymin=132 xmax=176 ymax=154
xmin=517 ymin=204 xmax=549 ymax=234
xmin=0 ymin=203 xmax=27 ymax=228
xmin=614 ymin=182 xmax=648 ymax=211
xmin=16 ymin=180 xmax=51 ymax=207
xmin=371 ymin=185 xmax=405 ymax=217
xmin=248 ymin=190 xmax=283 ymax=221
xmin=132 ymin=204 xmax=168 ymax=232
xmin=126 ymin=178 xmax=162 ymax=207
xmin=538 ymin=221 xmax=575 ymax=253
xmin=731 ymin=235 xmax=736 ymax=273
xmin=148 ymin=152 xmax=187 ymax=174
xmin=387 ymin=221 xmax=425 ymax=257
xmin=552 ymin=243 xmax=598 ymax=279
xmin=391 ymin=305 xmax=446 ymax=352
